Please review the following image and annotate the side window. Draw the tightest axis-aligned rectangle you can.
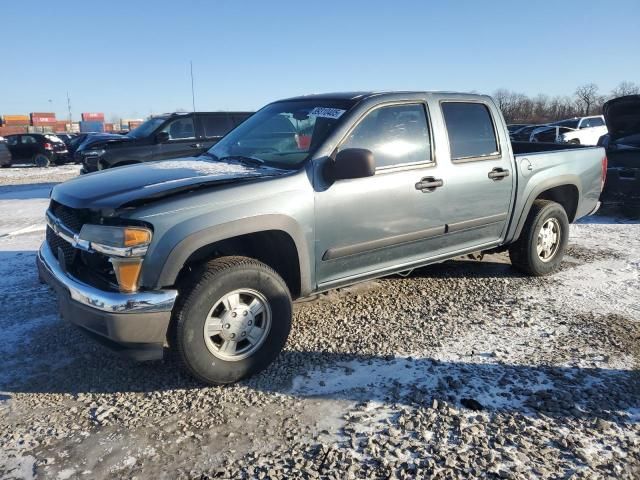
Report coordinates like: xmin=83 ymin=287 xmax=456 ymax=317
xmin=201 ymin=115 xmax=233 ymax=138
xmin=161 ymin=117 xmax=195 ymax=140
xmin=340 ymin=104 xmax=431 ymax=169
xmin=232 ymin=114 xmax=251 ymax=126
xmin=6 ymin=136 xmax=18 ymax=146
xmin=441 ymin=102 xmax=499 ymax=161
xmin=587 ymin=117 xmax=604 ymax=127
xmin=21 ymin=135 xmax=37 ymax=144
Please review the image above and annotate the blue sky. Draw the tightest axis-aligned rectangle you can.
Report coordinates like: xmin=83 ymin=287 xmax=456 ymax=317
xmin=1 ymin=0 xmax=638 ymax=120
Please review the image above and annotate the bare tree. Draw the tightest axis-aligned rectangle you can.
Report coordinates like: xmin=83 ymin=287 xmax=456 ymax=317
xmin=574 ymin=84 xmax=600 ymax=116
xmin=611 ymin=81 xmax=640 ymax=98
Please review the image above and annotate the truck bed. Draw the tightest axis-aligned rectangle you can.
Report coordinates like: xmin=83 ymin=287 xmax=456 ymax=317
xmin=511 ymin=141 xmax=593 ymax=155
xmin=504 ymin=141 xmax=604 ymax=244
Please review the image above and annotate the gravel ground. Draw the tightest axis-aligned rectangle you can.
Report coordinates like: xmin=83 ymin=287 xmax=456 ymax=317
xmin=0 ymin=176 xmax=638 ymax=479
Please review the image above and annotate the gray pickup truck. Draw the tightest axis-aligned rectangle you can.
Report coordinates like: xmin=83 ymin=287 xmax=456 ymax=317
xmin=38 ymin=91 xmax=605 ymax=385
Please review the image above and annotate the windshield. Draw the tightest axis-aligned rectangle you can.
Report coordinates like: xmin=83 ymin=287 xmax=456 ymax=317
xmin=208 ymin=100 xmax=354 ymax=169
xmin=126 ymin=117 xmax=167 ymax=138
xmin=553 ymin=119 xmax=579 ymax=129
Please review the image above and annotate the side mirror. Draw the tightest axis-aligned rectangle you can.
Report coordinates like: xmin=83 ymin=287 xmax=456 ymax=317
xmin=155 ymin=131 xmax=170 ymax=144
xmin=327 ymin=148 xmax=375 ymax=181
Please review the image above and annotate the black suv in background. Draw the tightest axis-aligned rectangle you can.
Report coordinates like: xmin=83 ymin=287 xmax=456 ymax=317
xmin=4 ymin=133 xmax=69 ymax=167
xmin=78 ymin=111 xmax=253 ymax=173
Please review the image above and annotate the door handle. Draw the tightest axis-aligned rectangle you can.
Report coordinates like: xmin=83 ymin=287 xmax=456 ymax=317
xmin=488 ymin=167 xmax=510 ymax=180
xmin=415 ymin=176 xmax=444 ymax=192
xmin=190 ymin=143 xmax=203 ymax=148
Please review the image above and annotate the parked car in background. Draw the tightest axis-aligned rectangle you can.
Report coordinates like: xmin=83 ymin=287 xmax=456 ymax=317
xmin=54 ymin=133 xmax=77 ymax=147
xmin=77 ymin=111 xmax=253 ymax=173
xmin=0 ymin=136 xmax=12 ymax=167
xmin=555 ymin=115 xmax=607 ymax=145
xmin=510 ymin=124 xmax=546 ymax=141
xmin=598 ymin=95 xmax=640 ymax=215
xmin=507 ymin=123 xmax=530 ymax=134
xmin=529 ymin=125 xmax=576 ymax=143
xmin=4 ymin=133 xmax=68 ymax=167
xmin=38 ymin=91 xmax=605 ymax=385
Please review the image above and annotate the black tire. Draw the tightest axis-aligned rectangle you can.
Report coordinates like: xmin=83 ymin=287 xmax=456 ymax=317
xmin=509 ymin=200 xmax=569 ymax=276
xmin=173 ymin=256 xmax=292 ymax=385
xmin=33 ymin=153 xmax=50 ymax=168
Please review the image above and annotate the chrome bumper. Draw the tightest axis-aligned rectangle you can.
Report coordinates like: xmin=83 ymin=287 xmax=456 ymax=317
xmin=37 ymin=241 xmax=177 ymax=314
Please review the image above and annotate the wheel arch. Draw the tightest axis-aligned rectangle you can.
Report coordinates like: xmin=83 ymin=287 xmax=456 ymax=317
xmin=152 ymin=215 xmax=312 ymax=298
xmin=511 ymin=177 xmax=581 ymax=241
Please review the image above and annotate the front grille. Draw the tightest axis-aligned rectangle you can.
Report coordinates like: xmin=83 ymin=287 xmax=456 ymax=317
xmin=46 ymin=226 xmax=76 ymax=265
xmin=51 ymin=202 xmax=84 ymax=232
xmin=46 ymin=201 xmax=89 ymax=267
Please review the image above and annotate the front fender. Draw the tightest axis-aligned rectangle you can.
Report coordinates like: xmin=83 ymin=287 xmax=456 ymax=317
xmin=144 ymin=214 xmax=312 ymax=295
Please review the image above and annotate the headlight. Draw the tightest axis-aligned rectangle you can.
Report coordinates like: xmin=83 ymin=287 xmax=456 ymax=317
xmin=78 ymin=225 xmax=152 ymax=293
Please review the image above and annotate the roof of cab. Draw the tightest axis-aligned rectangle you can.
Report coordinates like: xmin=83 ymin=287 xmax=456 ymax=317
xmin=279 ymin=91 xmax=490 ymax=102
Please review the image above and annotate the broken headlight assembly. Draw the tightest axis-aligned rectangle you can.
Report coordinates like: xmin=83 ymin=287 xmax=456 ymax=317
xmin=78 ymin=224 xmax=152 ymax=293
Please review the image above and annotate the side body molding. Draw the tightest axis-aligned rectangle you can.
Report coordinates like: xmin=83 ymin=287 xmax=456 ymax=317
xmin=152 ymin=214 xmax=312 ymax=295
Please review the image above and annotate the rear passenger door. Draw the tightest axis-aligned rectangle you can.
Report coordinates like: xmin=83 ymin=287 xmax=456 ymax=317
xmin=155 ymin=116 xmax=199 ymax=160
xmin=436 ymin=100 xmax=515 ymax=250
xmin=197 ymin=114 xmax=234 ymax=151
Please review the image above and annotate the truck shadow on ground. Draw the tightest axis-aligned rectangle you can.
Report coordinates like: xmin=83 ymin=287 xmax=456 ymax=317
xmin=0 ymin=182 xmax=60 ymax=200
xmin=5 ymin=338 xmax=638 ymax=426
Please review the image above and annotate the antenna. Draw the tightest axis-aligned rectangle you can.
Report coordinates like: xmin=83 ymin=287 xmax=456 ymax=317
xmin=190 ymin=61 xmax=196 ymax=112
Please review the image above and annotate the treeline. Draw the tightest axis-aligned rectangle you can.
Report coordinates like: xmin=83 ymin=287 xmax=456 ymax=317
xmin=493 ymin=81 xmax=639 ymax=124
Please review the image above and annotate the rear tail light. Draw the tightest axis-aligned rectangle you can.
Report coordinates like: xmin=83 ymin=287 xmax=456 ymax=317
xmin=601 ymin=155 xmax=608 ymax=191
xmin=43 ymin=142 xmax=53 ymax=150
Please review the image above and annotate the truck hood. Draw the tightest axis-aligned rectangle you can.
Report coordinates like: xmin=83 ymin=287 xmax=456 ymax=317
xmin=81 ymin=134 xmax=130 ymax=149
xmin=603 ymin=95 xmax=640 ymax=144
xmin=52 ymin=157 xmax=290 ymax=211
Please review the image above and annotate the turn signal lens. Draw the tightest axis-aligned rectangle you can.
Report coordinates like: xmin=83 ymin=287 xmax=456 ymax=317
xmin=124 ymin=228 xmax=152 ymax=247
xmin=111 ymin=258 xmax=143 ymax=293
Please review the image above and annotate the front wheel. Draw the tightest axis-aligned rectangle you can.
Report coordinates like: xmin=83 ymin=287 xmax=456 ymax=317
xmin=33 ymin=153 xmax=50 ymax=168
xmin=509 ymin=200 xmax=569 ymax=276
xmin=172 ymin=256 xmax=292 ymax=385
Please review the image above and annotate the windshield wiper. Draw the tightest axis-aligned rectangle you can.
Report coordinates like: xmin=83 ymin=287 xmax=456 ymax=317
xmin=218 ymin=155 xmax=265 ymax=166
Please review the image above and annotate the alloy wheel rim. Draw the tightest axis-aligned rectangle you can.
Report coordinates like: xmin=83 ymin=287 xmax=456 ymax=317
xmin=203 ymin=288 xmax=272 ymax=361
xmin=537 ymin=218 xmax=561 ymax=262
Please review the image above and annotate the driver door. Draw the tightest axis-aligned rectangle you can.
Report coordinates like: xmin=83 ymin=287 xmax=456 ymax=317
xmin=314 ymin=102 xmax=448 ymax=288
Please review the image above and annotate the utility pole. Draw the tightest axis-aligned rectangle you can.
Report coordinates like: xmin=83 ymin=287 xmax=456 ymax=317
xmin=66 ymin=92 xmax=72 ymax=132
xmin=190 ymin=61 xmax=196 ymax=112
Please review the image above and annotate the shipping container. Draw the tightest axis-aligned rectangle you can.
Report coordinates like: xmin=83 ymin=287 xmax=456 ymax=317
xmin=55 ymin=121 xmax=71 ymax=132
xmin=69 ymin=123 xmax=80 ymax=133
xmin=81 ymin=112 xmax=105 ymax=122
xmin=128 ymin=121 xmax=143 ymax=130
xmin=31 ymin=112 xmax=55 ymax=118
xmin=104 ymin=123 xmax=114 ymax=132
xmin=31 ymin=116 xmax=57 ymax=126
xmin=0 ymin=126 xmax=28 ymax=135
xmin=3 ymin=115 xmax=30 ymax=126
xmin=79 ymin=121 xmax=105 ymax=133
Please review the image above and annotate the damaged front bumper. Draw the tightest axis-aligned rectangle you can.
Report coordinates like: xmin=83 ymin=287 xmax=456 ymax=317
xmin=37 ymin=241 xmax=178 ymax=360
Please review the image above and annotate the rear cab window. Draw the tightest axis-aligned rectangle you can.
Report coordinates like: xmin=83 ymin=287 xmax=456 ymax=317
xmin=441 ymin=102 xmax=500 ymax=162
xmin=200 ymin=114 xmax=234 ymax=139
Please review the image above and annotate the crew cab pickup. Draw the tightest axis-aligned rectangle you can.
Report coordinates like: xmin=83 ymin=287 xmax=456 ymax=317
xmin=37 ymin=91 xmax=606 ymax=385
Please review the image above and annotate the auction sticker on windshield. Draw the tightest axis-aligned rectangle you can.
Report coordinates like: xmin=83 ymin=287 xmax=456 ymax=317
xmin=309 ymin=107 xmax=346 ymax=119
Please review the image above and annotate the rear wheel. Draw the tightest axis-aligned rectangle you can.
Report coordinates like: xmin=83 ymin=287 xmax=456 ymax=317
xmin=172 ymin=256 xmax=292 ymax=385
xmin=509 ymin=200 xmax=569 ymax=276
xmin=33 ymin=153 xmax=50 ymax=168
